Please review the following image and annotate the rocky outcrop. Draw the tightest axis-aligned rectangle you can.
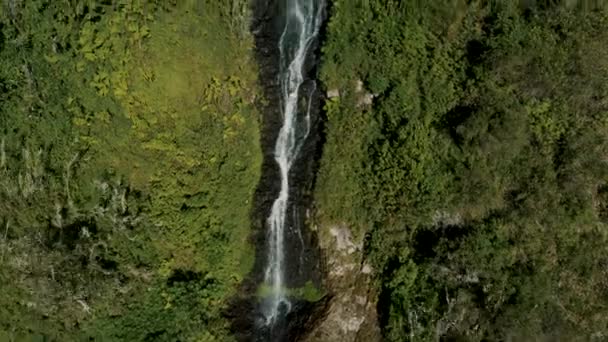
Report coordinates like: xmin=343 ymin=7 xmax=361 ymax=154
xmin=229 ymin=2 xmax=380 ymax=341
xmin=304 ymin=225 xmax=381 ymax=342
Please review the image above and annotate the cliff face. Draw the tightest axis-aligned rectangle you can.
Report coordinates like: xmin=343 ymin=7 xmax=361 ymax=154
xmin=229 ymin=0 xmax=327 ymax=340
xmin=229 ymin=1 xmax=384 ymax=340
xmin=304 ymin=224 xmax=381 ymax=342
xmin=248 ymin=0 xmax=325 ymax=292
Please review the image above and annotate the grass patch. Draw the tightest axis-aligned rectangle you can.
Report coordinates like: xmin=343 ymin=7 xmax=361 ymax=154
xmin=256 ymin=281 xmax=325 ymax=303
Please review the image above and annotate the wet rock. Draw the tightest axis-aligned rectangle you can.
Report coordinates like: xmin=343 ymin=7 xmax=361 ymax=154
xmin=227 ymin=0 xmax=327 ymax=340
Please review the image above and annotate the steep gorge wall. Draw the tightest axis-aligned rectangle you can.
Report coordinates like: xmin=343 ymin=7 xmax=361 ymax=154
xmin=228 ymin=0 xmax=327 ymax=340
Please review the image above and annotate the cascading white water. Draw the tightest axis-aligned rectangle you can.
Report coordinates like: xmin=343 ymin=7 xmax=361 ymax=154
xmin=262 ymin=0 xmax=323 ymax=326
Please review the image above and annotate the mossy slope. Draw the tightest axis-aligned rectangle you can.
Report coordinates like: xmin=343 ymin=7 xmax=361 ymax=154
xmin=0 ymin=1 xmax=259 ymax=340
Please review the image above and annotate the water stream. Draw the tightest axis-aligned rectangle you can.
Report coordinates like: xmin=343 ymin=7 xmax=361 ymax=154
xmin=261 ymin=0 xmax=324 ymax=327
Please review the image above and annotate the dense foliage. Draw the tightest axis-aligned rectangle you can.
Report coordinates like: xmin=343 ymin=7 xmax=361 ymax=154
xmin=3 ymin=0 xmax=608 ymax=341
xmin=317 ymin=0 xmax=608 ymax=340
xmin=0 ymin=0 xmax=259 ymax=340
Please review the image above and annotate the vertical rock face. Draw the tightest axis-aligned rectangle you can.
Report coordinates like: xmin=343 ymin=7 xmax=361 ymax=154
xmin=304 ymin=225 xmax=381 ymax=342
xmin=229 ymin=2 xmax=380 ymax=341
xmin=228 ymin=0 xmax=327 ymax=341
xmin=249 ymin=0 xmax=325 ymax=292
xmin=261 ymin=0 xmax=326 ymax=325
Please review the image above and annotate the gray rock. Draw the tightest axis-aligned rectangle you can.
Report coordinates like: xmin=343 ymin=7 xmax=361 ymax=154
xmin=327 ymin=89 xmax=340 ymax=98
xmin=304 ymin=224 xmax=381 ymax=342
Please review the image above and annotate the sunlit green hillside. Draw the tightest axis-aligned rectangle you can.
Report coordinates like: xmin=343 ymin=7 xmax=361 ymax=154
xmin=317 ymin=1 xmax=608 ymax=340
xmin=0 ymin=1 xmax=259 ymax=340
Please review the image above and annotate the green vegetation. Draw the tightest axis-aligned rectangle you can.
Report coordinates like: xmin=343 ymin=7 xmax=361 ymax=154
xmin=4 ymin=0 xmax=608 ymax=341
xmin=317 ymin=1 xmax=608 ymax=340
xmin=0 ymin=0 xmax=259 ymax=340
xmin=256 ymin=281 xmax=325 ymax=303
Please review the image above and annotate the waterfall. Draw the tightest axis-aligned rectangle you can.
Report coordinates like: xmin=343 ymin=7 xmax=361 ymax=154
xmin=262 ymin=0 xmax=324 ymax=326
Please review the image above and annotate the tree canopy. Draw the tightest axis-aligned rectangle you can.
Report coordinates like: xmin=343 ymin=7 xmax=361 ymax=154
xmin=316 ymin=1 xmax=608 ymax=340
